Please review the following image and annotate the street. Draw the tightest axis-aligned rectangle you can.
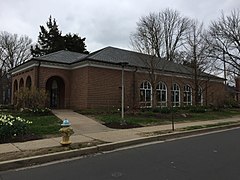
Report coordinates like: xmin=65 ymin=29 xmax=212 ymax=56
xmin=1 ymin=128 xmax=240 ymax=180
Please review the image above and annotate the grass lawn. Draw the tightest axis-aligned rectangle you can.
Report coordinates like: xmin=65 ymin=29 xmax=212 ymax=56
xmin=24 ymin=114 xmax=62 ymax=136
xmin=77 ymin=107 xmax=240 ymax=128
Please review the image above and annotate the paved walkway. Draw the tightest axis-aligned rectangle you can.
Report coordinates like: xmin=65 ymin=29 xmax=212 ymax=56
xmin=52 ymin=109 xmax=112 ymax=134
xmin=1 ymin=114 xmax=240 ymax=156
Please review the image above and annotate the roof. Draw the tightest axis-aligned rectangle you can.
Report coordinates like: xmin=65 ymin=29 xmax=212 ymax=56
xmin=11 ymin=46 xmax=224 ymax=81
xmin=34 ymin=50 xmax=88 ymax=64
xmin=86 ymin=47 xmax=214 ymax=78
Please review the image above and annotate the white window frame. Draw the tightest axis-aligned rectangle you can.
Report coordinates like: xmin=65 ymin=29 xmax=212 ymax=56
xmin=139 ymin=81 xmax=152 ymax=108
xmin=171 ymin=83 xmax=180 ymax=107
xmin=183 ymin=84 xmax=192 ymax=106
xmin=156 ymin=81 xmax=167 ymax=107
xmin=198 ymin=86 xmax=203 ymax=106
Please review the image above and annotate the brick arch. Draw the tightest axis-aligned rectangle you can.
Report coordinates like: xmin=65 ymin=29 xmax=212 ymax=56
xmin=19 ymin=78 xmax=24 ymax=89
xmin=26 ymin=75 xmax=32 ymax=89
xmin=45 ymin=76 xmax=65 ymax=109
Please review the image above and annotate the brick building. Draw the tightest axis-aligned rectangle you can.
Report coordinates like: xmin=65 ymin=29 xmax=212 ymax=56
xmin=10 ymin=46 xmax=226 ymax=109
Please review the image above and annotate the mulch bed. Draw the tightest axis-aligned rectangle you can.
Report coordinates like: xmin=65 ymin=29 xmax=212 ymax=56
xmin=0 ymin=134 xmax=42 ymax=144
xmin=104 ymin=122 xmax=142 ymax=129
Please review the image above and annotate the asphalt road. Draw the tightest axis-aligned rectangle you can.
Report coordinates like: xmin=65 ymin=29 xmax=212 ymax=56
xmin=1 ymin=128 xmax=240 ymax=180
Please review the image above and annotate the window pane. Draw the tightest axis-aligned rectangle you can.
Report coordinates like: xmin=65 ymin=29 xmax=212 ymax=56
xmin=176 ymin=92 xmax=179 ymax=102
xmin=146 ymin=90 xmax=151 ymax=101
xmin=156 ymin=91 xmax=160 ymax=101
xmin=183 ymin=92 xmax=187 ymax=102
xmin=140 ymin=90 xmax=145 ymax=101
xmin=161 ymin=91 xmax=166 ymax=101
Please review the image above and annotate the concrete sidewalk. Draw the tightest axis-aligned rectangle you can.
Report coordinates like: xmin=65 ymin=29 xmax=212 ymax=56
xmin=1 ymin=116 xmax=240 ymax=155
xmin=52 ymin=109 xmax=112 ymax=134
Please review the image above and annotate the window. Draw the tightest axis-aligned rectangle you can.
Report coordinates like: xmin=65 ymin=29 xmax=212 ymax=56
xmin=197 ymin=86 xmax=203 ymax=105
xmin=171 ymin=83 xmax=180 ymax=107
xmin=183 ymin=85 xmax=192 ymax=106
xmin=140 ymin=81 xmax=152 ymax=107
xmin=156 ymin=82 xmax=167 ymax=107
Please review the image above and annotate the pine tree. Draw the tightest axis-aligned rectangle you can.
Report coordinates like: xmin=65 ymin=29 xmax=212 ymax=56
xmin=64 ymin=33 xmax=89 ymax=54
xmin=31 ymin=16 xmax=89 ymax=57
xmin=31 ymin=16 xmax=64 ymax=57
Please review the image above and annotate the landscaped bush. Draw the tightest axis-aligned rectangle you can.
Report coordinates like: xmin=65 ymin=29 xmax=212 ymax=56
xmin=160 ymin=107 xmax=172 ymax=114
xmin=224 ymin=99 xmax=240 ymax=108
xmin=15 ymin=87 xmax=48 ymax=110
xmin=189 ymin=106 xmax=207 ymax=113
xmin=153 ymin=107 xmax=180 ymax=114
xmin=0 ymin=114 xmax=32 ymax=142
xmin=21 ymin=107 xmax=52 ymax=116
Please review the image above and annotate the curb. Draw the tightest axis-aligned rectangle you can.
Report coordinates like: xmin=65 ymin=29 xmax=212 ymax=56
xmin=1 ymin=122 xmax=240 ymax=171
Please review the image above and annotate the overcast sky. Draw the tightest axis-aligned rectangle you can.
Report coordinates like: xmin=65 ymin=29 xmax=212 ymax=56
xmin=0 ymin=0 xmax=239 ymax=52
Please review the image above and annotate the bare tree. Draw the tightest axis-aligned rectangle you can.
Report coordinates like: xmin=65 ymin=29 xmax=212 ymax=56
xmin=131 ymin=8 xmax=190 ymax=61
xmin=0 ymin=31 xmax=32 ymax=72
xmin=182 ymin=20 xmax=215 ymax=105
xmin=161 ymin=8 xmax=190 ymax=61
xmin=208 ymin=9 xmax=240 ymax=77
xmin=130 ymin=13 xmax=163 ymax=57
xmin=130 ymin=8 xmax=190 ymax=108
xmin=0 ymin=31 xmax=32 ymax=104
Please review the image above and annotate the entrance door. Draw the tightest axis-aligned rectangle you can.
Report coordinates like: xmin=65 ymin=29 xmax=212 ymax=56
xmin=46 ymin=76 xmax=65 ymax=109
xmin=50 ymin=80 xmax=59 ymax=108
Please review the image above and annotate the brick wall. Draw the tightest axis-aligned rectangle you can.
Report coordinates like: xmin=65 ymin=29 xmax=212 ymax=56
xmin=69 ymin=67 xmax=89 ymax=109
xmin=87 ymin=67 xmax=123 ymax=109
xmin=11 ymin=64 xmax=226 ymax=109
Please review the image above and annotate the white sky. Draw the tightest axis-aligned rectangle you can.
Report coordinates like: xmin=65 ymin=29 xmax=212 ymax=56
xmin=0 ymin=0 xmax=239 ymax=52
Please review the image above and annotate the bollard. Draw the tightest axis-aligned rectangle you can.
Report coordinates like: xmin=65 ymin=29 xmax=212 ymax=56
xmin=59 ymin=119 xmax=74 ymax=145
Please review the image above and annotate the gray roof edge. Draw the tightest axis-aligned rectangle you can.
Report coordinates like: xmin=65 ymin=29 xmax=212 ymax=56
xmin=34 ymin=50 xmax=67 ymax=60
xmin=35 ymin=50 xmax=88 ymax=64
xmin=9 ymin=60 xmax=38 ymax=74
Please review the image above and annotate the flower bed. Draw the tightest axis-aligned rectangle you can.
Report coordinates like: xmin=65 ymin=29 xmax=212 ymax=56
xmin=0 ymin=114 xmax=32 ymax=143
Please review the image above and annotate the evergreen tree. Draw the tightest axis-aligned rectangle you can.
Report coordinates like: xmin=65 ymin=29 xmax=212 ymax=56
xmin=31 ymin=16 xmax=89 ymax=57
xmin=64 ymin=33 xmax=89 ymax=54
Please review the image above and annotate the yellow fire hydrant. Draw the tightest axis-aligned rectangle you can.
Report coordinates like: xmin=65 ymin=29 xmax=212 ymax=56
xmin=59 ymin=119 xmax=74 ymax=145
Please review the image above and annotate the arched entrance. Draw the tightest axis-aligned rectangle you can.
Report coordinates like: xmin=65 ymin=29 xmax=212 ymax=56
xmin=46 ymin=76 xmax=65 ymax=108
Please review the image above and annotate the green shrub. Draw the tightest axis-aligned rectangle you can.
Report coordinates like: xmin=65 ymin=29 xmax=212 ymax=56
xmin=224 ymin=99 xmax=239 ymax=108
xmin=189 ymin=106 xmax=207 ymax=113
xmin=160 ymin=107 xmax=172 ymax=114
xmin=152 ymin=108 xmax=161 ymax=113
xmin=0 ymin=114 xmax=32 ymax=142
